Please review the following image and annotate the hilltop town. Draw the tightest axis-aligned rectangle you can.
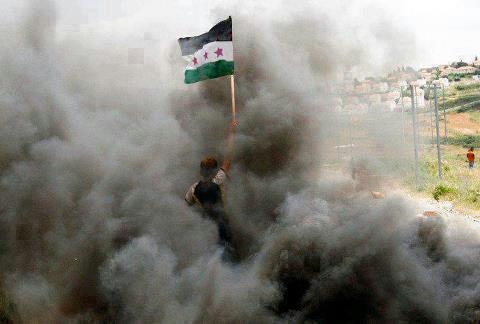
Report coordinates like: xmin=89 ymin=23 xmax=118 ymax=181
xmin=332 ymin=57 xmax=480 ymax=113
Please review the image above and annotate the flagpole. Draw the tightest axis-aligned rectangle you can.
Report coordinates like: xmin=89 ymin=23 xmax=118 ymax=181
xmin=223 ymin=74 xmax=236 ymax=172
xmin=230 ymin=74 xmax=236 ymax=121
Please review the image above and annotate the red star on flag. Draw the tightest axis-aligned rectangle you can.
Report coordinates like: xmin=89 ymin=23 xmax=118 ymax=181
xmin=203 ymin=52 xmax=208 ymax=60
xmin=192 ymin=57 xmax=198 ymax=65
xmin=214 ymin=47 xmax=223 ymax=58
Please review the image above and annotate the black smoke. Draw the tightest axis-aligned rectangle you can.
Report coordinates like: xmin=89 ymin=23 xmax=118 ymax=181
xmin=1 ymin=1 xmax=480 ymax=323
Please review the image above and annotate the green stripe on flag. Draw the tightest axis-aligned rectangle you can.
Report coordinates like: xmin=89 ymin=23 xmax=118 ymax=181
xmin=185 ymin=60 xmax=234 ymax=84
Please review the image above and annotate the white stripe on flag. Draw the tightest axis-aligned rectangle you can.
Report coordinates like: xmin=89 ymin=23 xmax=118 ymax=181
xmin=182 ymin=41 xmax=233 ymax=70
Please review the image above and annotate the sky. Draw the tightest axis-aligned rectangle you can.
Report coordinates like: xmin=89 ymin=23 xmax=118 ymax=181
xmin=3 ymin=0 xmax=479 ymax=69
xmin=374 ymin=0 xmax=480 ymax=66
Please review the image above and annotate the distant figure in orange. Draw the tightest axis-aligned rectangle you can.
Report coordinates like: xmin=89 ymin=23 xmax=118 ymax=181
xmin=467 ymin=147 xmax=475 ymax=169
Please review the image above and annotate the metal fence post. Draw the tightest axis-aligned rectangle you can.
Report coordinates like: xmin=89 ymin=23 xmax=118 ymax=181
xmin=434 ymin=85 xmax=443 ymax=179
xmin=410 ymin=84 xmax=419 ymax=189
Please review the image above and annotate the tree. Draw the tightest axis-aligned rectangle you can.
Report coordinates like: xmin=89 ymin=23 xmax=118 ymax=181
xmin=452 ymin=60 xmax=468 ymax=68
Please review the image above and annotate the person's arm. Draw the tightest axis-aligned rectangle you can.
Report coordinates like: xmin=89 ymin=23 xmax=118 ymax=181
xmin=222 ymin=120 xmax=237 ymax=172
xmin=185 ymin=183 xmax=197 ymax=205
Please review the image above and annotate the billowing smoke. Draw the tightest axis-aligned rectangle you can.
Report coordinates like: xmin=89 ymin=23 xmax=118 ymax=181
xmin=1 ymin=0 xmax=480 ymax=323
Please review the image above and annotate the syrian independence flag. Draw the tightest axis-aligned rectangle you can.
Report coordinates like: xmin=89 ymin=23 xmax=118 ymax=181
xmin=178 ymin=17 xmax=234 ymax=84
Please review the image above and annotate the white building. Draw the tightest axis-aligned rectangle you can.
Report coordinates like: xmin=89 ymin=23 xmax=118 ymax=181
xmin=432 ymin=78 xmax=449 ymax=88
xmin=413 ymin=79 xmax=427 ymax=87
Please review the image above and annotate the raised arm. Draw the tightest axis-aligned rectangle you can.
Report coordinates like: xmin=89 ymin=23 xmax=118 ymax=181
xmin=222 ymin=120 xmax=237 ymax=172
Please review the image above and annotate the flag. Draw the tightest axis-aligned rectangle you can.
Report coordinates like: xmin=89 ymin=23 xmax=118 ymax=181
xmin=178 ymin=17 xmax=234 ymax=84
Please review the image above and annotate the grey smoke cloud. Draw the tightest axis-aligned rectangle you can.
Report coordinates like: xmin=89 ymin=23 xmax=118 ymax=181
xmin=1 ymin=0 xmax=480 ymax=323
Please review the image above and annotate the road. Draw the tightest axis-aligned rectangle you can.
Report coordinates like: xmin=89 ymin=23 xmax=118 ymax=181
xmin=414 ymin=195 xmax=480 ymax=226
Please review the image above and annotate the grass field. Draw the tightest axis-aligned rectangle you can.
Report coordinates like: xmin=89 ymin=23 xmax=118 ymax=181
xmin=444 ymin=82 xmax=480 ymax=110
xmin=415 ymin=144 xmax=480 ymax=211
xmin=407 ymin=81 xmax=480 ymax=212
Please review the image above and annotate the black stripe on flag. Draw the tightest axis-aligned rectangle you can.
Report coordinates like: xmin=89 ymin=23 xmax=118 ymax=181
xmin=178 ymin=17 xmax=232 ymax=56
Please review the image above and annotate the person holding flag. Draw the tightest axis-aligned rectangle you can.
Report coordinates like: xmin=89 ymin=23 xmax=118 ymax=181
xmin=184 ymin=120 xmax=237 ymax=260
xmin=179 ymin=17 xmax=238 ymax=261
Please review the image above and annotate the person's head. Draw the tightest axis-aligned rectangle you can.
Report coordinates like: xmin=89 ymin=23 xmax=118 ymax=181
xmin=200 ymin=157 xmax=218 ymax=178
xmin=470 ymin=147 xmax=474 ymax=151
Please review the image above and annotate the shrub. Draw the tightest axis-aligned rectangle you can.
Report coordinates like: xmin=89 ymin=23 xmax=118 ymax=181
xmin=454 ymin=83 xmax=480 ymax=91
xmin=448 ymin=135 xmax=480 ymax=148
xmin=432 ymin=184 xmax=455 ymax=201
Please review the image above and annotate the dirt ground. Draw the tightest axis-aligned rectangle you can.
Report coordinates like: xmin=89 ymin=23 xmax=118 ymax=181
xmin=446 ymin=112 xmax=480 ymax=135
